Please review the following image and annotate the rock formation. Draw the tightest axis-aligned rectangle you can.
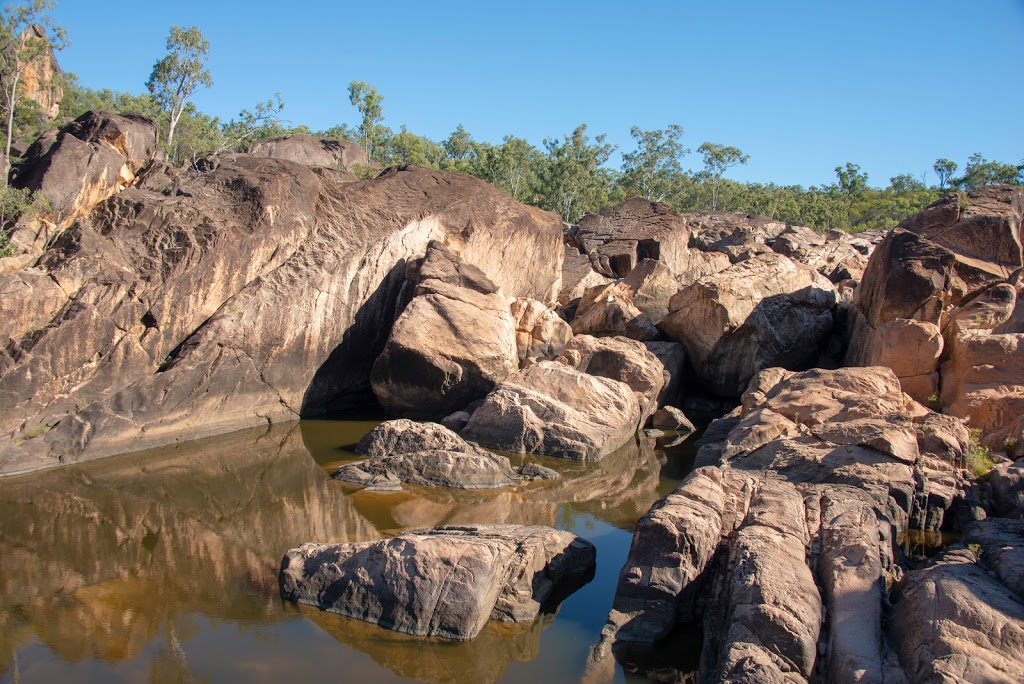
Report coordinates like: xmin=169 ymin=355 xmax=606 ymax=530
xmin=248 ymin=135 xmax=371 ymax=173
xmin=370 ymin=242 xmax=519 ymax=418
xmin=661 ymin=252 xmax=839 ymax=396
xmin=279 ymin=525 xmax=596 ymax=640
xmin=332 ymin=419 xmax=526 ymax=489
xmin=591 ymin=366 xmax=971 ymax=682
xmin=846 ymin=186 xmax=1024 ymax=448
xmin=0 ymin=116 xmax=564 ymax=474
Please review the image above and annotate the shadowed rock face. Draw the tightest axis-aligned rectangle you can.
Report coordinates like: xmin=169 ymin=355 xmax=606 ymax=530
xmin=661 ymin=252 xmax=839 ymax=397
xmin=1 ymin=138 xmax=564 ymax=473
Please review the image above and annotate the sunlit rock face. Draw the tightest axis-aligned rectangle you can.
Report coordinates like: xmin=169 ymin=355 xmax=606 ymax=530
xmin=1 ymin=139 xmax=564 ymax=472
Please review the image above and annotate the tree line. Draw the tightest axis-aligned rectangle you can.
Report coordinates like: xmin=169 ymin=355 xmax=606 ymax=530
xmin=2 ymin=3 xmax=1023 ymax=243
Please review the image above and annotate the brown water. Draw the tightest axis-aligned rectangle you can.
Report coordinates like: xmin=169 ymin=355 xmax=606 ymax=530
xmin=0 ymin=420 xmax=696 ymax=684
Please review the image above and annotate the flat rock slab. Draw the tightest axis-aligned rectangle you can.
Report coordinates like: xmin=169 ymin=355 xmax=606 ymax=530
xmin=279 ymin=525 xmax=596 ymax=640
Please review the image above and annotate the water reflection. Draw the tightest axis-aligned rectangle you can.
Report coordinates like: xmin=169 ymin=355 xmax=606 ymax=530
xmin=0 ymin=421 xmax=695 ymax=683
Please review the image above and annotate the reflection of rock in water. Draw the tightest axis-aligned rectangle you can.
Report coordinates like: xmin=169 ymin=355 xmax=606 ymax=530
xmin=0 ymin=422 xmax=377 ymax=666
xmin=294 ymin=602 xmax=553 ymax=684
xmin=343 ymin=434 xmax=668 ymax=534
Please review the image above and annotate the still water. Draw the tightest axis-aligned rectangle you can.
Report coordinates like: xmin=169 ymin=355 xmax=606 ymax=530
xmin=0 ymin=420 xmax=696 ymax=683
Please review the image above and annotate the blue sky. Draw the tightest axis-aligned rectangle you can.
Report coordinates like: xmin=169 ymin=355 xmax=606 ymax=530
xmin=50 ymin=0 xmax=1024 ymax=188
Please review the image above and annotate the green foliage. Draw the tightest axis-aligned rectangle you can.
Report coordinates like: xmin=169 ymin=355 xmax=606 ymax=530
xmin=966 ymin=429 xmax=994 ymax=478
xmin=0 ymin=183 xmax=46 ymax=255
xmin=955 ymin=152 xmax=1022 ymax=190
xmin=933 ymin=158 xmax=957 ymax=189
xmin=698 ymin=142 xmax=749 ymax=210
xmin=967 ymin=543 xmax=982 ymax=561
xmin=620 ymin=125 xmax=689 ymax=203
xmin=146 ymin=26 xmax=212 ymax=148
xmin=541 ymin=123 xmax=616 ymax=223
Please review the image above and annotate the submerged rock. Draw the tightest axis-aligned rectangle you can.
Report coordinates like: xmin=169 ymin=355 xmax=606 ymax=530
xmin=335 ymin=420 xmax=520 ymax=490
xmin=279 ymin=524 xmax=596 ymax=640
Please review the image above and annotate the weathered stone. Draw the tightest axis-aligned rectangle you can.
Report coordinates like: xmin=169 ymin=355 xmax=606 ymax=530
xmin=662 ymin=252 xmax=838 ymax=397
xmin=248 ymin=135 xmax=371 ymax=174
xmin=559 ymin=247 xmax=613 ymax=307
xmin=461 ymin=361 xmax=641 ymax=461
xmin=643 ymin=340 xmax=687 ymax=408
xmin=557 ymin=335 xmax=664 ymax=425
xmin=2 ymin=165 xmax=564 ymax=471
xmin=574 ymin=198 xmax=692 ymax=278
xmin=891 ymin=544 xmax=1024 ymax=683
xmin=279 ymin=525 xmax=596 ymax=640
xmin=620 ymin=258 xmax=679 ymax=325
xmin=570 ymin=281 xmax=660 ymax=341
xmin=14 ymin=111 xmax=156 ymax=238
xmin=370 ymin=242 xmax=518 ymax=419
xmin=509 ymin=297 xmax=572 ymax=366
xmin=337 ymin=419 xmax=518 ymax=490
xmin=649 ymin=406 xmax=695 ymax=434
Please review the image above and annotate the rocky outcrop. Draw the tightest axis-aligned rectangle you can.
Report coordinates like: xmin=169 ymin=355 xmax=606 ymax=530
xmin=333 ymin=419 xmax=521 ymax=489
xmin=461 ymin=361 xmax=642 ymax=461
xmin=661 ymin=252 xmax=839 ymax=397
xmin=557 ymin=335 xmax=665 ymax=423
xmin=248 ymin=135 xmax=371 ymax=173
xmin=279 ymin=525 xmax=596 ymax=640
xmin=1 ymin=158 xmax=563 ymax=473
xmin=770 ymin=225 xmax=873 ymax=283
xmin=370 ymin=242 xmax=518 ymax=419
xmin=591 ymin=366 xmax=968 ymax=683
xmin=846 ymin=186 xmax=1024 ymax=427
xmin=12 ymin=111 xmax=157 ymax=233
xmin=17 ymin=24 xmax=62 ymax=122
xmin=687 ymin=210 xmax=787 ymax=263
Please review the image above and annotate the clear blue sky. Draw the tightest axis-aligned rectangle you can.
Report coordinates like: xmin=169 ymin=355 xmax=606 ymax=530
xmin=50 ymin=0 xmax=1024 ymax=188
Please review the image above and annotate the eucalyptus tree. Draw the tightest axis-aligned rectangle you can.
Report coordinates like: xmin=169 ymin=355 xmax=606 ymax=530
xmin=542 ymin=123 xmax=615 ymax=223
xmin=620 ymin=124 xmax=688 ymax=202
xmin=933 ymin=158 xmax=957 ymax=189
xmin=146 ymin=26 xmax=212 ymax=150
xmin=698 ymin=142 xmax=748 ymax=210
xmin=347 ymin=80 xmax=384 ymax=162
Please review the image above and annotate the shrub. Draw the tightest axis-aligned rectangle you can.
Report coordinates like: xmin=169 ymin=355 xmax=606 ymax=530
xmin=966 ymin=429 xmax=994 ymax=478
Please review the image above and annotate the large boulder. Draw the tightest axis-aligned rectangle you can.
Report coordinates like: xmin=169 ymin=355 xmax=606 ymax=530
xmin=248 ymin=135 xmax=371 ymax=174
xmin=0 ymin=165 xmax=564 ymax=473
xmin=661 ymin=252 xmax=838 ymax=397
xmin=370 ymin=242 xmax=518 ymax=419
xmin=279 ymin=525 xmax=596 ymax=640
xmin=461 ymin=361 xmax=641 ymax=461
xmin=846 ymin=185 xmax=1024 ymax=428
xmin=13 ymin=111 xmax=157 ymax=233
xmin=770 ymin=225 xmax=872 ymax=283
xmin=509 ymin=297 xmax=572 ymax=366
xmin=556 ymin=334 xmax=665 ymax=423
